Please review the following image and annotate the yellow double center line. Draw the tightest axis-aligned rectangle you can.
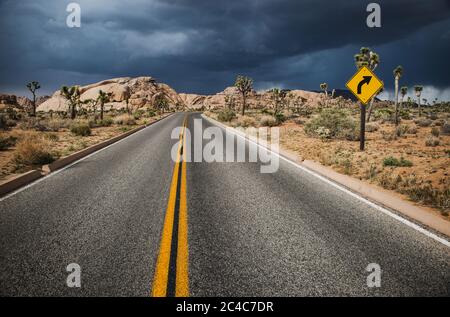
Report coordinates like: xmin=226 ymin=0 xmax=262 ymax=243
xmin=152 ymin=115 xmax=189 ymax=297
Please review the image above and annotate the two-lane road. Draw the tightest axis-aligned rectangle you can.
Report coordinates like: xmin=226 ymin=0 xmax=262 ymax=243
xmin=1 ymin=112 xmax=449 ymax=296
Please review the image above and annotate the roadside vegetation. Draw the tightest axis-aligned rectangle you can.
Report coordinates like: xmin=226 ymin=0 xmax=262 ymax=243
xmin=206 ymin=65 xmax=450 ymax=218
xmin=0 ymin=83 xmax=170 ymax=181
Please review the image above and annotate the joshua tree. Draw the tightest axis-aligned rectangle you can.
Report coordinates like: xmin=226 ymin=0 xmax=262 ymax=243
xmin=124 ymin=86 xmax=131 ymax=114
xmin=60 ymin=85 xmax=80 ymax=119
xmin=393 ymin=65 xmax=403 ymax=125
xmin=269 ymin=88 xmax=287 ymax=117
xmin=83 ymin=98 xmax=99 ymax=121
xmin=320 ymin=83 xmax=328 ymax=97
xmin=399 ymin=86 xmax=408 ymax=116
xmin=154 ymin=94 xmax=169 ymax=114
xmin=353 ymin=47 xmax=379 ymax=150
xmin=414 ymin=85 xmax=423 ymax=116
xmin=26 ymin=81 xmax=41 ymax=117
xmin=224 ymin=94 xmax=235 ymax=110
xmin=234 ymin=75 xmax=253 ymax=115
xmin=97 ymin=90 xmax=110 ymax=121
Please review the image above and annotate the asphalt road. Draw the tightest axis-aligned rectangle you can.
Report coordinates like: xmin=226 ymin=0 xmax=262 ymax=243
xmin=1 ymin=112 xmax=449 ymax=296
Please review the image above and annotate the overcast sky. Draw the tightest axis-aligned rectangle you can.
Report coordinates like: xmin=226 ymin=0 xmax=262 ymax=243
xmin=1 ymin=0 xmax=449 ymax=101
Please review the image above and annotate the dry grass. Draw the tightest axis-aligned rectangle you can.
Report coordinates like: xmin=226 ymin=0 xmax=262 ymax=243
xmin=13 ymin=132 xmax=55 ymax=166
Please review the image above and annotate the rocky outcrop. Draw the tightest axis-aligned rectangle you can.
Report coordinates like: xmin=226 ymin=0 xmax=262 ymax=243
xmin=37 ymin=76 xmax=185 ymax=112
xmin=179 ymin=87 xmax=323 ymax=110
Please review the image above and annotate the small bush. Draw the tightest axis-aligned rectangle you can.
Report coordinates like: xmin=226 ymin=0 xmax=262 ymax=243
xmin=383 ymin=156 xmax=413 ymax=167
xmin=396 ymin=125 xmax=410 ymax=137
xmin=365 ymin=122 xmax=379 ymax=132
xmin=14 ymin=135 xmax=55 ymax=165
xmin=236 ymin=115 xmax=256 ymax=127
xmin=441 ymin=122 xmax=450 ymax=135
xmin=275 ymin=112 xmax=286 ymax=124
xmin=217 ymin=109 xmax=236 ymax=122
xmin=70 ymin=123 xmax=92 ymax=136
xmin=431 ymin=127 xmax=440 ymax=137
xmin=381 ymin=131 xmax=397 ymax=141
xmin=259 ymin=115 xmax=277 ymax=127
xmin=0 ymin=114 xmax=8 ymax=130
xmin=113 ymin=114 xmax=136 ymax=125
xmin=46 ymin=118 xmax=71 ymax=131
xmin=425 ymin=136 xmax=440 ymax=147
xmin=414 ymin=118 xmax=432 ymax=127
xmin=0 ymin=135 xmax=17 ymax=150
xmin=406 ymin=124 xmax=418 ymax=134
xmin=305 ymin=109 xmax=356 ymax=139
xmin=98 ymin=118 xmax=113 ymax=127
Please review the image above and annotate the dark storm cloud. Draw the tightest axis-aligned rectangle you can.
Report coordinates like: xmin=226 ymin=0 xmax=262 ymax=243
xmin=0 ymin=0 xmax=449 ymax=96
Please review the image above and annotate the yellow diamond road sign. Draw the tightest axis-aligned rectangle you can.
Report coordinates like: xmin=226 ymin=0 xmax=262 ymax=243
xmin=346 ymin=66 xmax=383 ymax=105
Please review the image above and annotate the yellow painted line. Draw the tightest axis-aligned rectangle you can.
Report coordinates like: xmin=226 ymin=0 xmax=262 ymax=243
xmin=176 ymin=117 xmax=189 ymax=297
xmin=151 ymin=128 xmax=182 ymax=297
xmin=152 ymin=115 xmax=189 ymax=297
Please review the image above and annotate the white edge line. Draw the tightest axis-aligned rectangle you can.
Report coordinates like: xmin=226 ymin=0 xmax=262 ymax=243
xmin=0 ymin=114 xmax=174 ymax=202
xmin=202 ymin=114 xmax=450 ymax=247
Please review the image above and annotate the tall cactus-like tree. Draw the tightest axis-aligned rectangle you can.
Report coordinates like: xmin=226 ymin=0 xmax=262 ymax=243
xmin=234 ymin=75 xmax=253 ymax=116
xmin=83 ymin=98 xmax=99 ymax=121
xmin=26 ymin=81 xmax=41 ymax=117
xmin=320 ymin=83 xmax=328 ymax=98
xmin=414 ymin=85 xmax=423 ymax=116
xmin=393 ymin=66 xmax=403 ymax=125
xmin=60 ymin=85 xmax=80 ymax=119
xmin=353 ymin=47 xmax=379 ymax=151
xmin=269 ymin=88 xmax=287 ymax=117
xmin=400 ymin=86 xmax=408 ymax=115
xmin=97 ymin=90 xmax=110 ymax=121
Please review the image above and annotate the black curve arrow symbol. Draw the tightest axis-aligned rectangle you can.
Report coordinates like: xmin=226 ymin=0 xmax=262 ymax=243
xmin=357 ymin=76 xmax=372 ymax=94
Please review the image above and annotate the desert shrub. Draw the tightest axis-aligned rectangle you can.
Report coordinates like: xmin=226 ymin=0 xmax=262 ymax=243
xmin=70 ymin=123 xmax=92 ymax=136
xmin=365 ymin=122 xmax=379 ymax=132
xmin=0 ymin=114 xmax=8 ymax=130
xmin=17 ymin=117 xmax=50 ymax=131
xmin=431 ymin=119 xmax=444 ymax=127
xmin=414 ymin=118 xmax=432 ymax=127
xmin=399 ymin=109 xmax=411 ymax=120
xmin=427 ymin=112 xmax=438 ymax=120
xmin=147 ymin=109 xmax=157 ymax=117
xmin=259 ymin=115 xmax=277 ymax=127
xmin=431 ymin=127 xmax=440 ymax=137
xmin=275 ymin=112 xmax=286 ymax=124
xmin=236 ymin=115 xmax=256 ymax=128
xmin=373 ymin=108 xmax=394 ymax=122
xmin=217 ymin=109 xmax=236 ymax=122
xmin=441 ymin=122 xmax=450 ymax=135
xmin=98 ymin=118 xmax=113 ymax=127
xmin=383 ymin=156 xmax=413 ymax=167
xmin=0 ymin=135 xmax=17 ymax=150
xmin=395 ymin=125 xmax=409 ymax=137
xmin=113 ymin=114 xmax=136 ymax=125
xmin=425 ymin=136 xmax=440 ymax=147
xmin=404 ymin=186 xmax=450 ymax=213
xmin=405 ymin=124 xmax=418 ymax=134
xmin=304 ymin=109 xmax=356 ymax=139
xmin=14 ymin=135 xmax=54 ymax=165
xmin=293 ymin=117 xmax=305 ymax=125
xmin=44 ymin=133 xmax=59 ymax=142
xmin=133 ymin=110 xmax=145 ymax=120
xmin=46 ymin=118 xmax=71 ymax=131
xmin=381 ymin=131 xmax=397 ymax=141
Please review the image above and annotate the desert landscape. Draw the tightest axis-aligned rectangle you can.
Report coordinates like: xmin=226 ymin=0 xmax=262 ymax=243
xmin=1 ymin=71 xmax=449 ymax=220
